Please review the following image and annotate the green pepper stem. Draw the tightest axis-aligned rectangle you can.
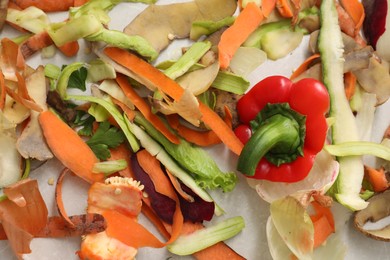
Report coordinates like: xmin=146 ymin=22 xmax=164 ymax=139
xmin=237 ymin=114 xmax=302 ymax=176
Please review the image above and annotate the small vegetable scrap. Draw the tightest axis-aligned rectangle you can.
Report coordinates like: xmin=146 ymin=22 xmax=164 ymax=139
xmin=235 ymin=76 xmax=329 ymax=182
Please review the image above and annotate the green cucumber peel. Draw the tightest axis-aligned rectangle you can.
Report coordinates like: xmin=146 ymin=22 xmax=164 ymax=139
xmin=190 ymin=16 xmax=235 ymax=40
xmin=324 ymin=142 xmax=390 ymax=161
xmin=56 ymin=63 xmax=84 ymax=99
xmin=93 ymin=159 xmax=127 ymax=176
xmin=164 ymin=41 xmax=212 ymax=79
xmin=167 ymin=216 xmax=245 ymax=255
xmin=86 ymin=28 xmax=158 ymax=61
xmin=212 ymin=71 xmax=250 ymax=95
xmin=319 ymin=0 xmax=367 ymax=210
xmin=48 ymin=14 xmax=103 ymax=47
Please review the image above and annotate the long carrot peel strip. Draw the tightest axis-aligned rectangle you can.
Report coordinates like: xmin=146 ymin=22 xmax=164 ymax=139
xmin=115 ymin=73 xmax=180 ymax=144
xmin=104 ymin=47 xmax=185 ymax=100
xmin=104 ymin=47 xmax=243 ymax=155
xmin=167 ymin=114 xmax=222 ymax=146
xmin=290 ymin=53 xmax=320 ymax=80
xmin=55 ymin=168 xmax=76 ymax=228
xmin=344 ymin=72 xmax=356 ymax=101
xmin=136 ymin=150 xmax=184 ymax=244
xmin=167 ymin=106 xmax=234 ymax=147
xmin=276 ymin=0 xmax=294 ymax=17
xmin=218 ymin=2 xmax=264 ymax=69
xmin=38 ymin=110 xmax=104 ymax=183
xmin=199 ymin=102 xmax=243 ymax=155
xmin=365 ymin=166 xmax=389 ymax=192
xmin=0 ymin=72 xmax=5 ymax=110
xmin=309 ymin=201 xmax=335 ymax=248
xmin=339 ymin=0 xmax=365 ymax=32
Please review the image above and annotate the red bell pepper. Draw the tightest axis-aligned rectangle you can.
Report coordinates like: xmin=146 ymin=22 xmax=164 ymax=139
xmin=235 ymin=76 xmax=329 ymax=182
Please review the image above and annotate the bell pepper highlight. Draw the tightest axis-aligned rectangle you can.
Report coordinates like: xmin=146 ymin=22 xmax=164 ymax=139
xmin=236 ymin=76 xmax=329 ymax=182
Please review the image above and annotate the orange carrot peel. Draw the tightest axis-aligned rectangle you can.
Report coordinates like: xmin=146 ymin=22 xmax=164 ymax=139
xmin=309 ymin=201 xmax=335 ymax=248
xmin=364 ymin=166 xmax=389 ymax=193
xmin=218 ymin=2 xmax=264 ymax=70
xmin=290 ymin=53 xmax=320 ymax=80
xmin=167 ymin=106 xmax=233 ymax=147
xmin=339 ymin=0 xmax=365 ymax=33
xmin=344 ymin=71 xmax=356 ymax=101
xmin=115 ymin=73 xmax=180 ymax=145
xmin=0 ymin=71 xmax=5 ymax=110
xmin=38 ymin=110 xmax=104 ymax=183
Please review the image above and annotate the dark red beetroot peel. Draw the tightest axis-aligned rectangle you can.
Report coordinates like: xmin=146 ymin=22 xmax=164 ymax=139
xmin=178 ymin=185 xmax=215 ymax=223
xmin=363 ymin=0 xmax=388 ymax=48
xmin=131 ymin=153 xmax=215 ymax=224
xmin=131 ymin=155 xmax=176 ymax=224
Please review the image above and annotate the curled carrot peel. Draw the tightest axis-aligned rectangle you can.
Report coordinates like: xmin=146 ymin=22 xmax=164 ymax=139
xmin=104 ymin=47 xmax=243 ymax=155
xmin=115 ymin=73 xmax=180 ymax=144
xmin=38 ymin=110 xmax=104 ymax=183
xmin=1 ymin=38 xmax=25 ymax=79
xmin=290 ymin=53 xmax=320 ymax=80
xmin=218 ymin=2 xmax=264 ymax=69
xmin=55 ymin=168 xmax=76 ymax=229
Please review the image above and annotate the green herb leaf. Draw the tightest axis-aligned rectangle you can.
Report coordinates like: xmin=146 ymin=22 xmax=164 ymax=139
xmin=89 ymin=143 xmax=111 ymax=161
xmin=86 ymin=121 xmax=126 ymax=160
xmin=68 ymin=66 xmax=87 ymax=91
xmin=74 ymin=110 xmax=94 ymax=136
